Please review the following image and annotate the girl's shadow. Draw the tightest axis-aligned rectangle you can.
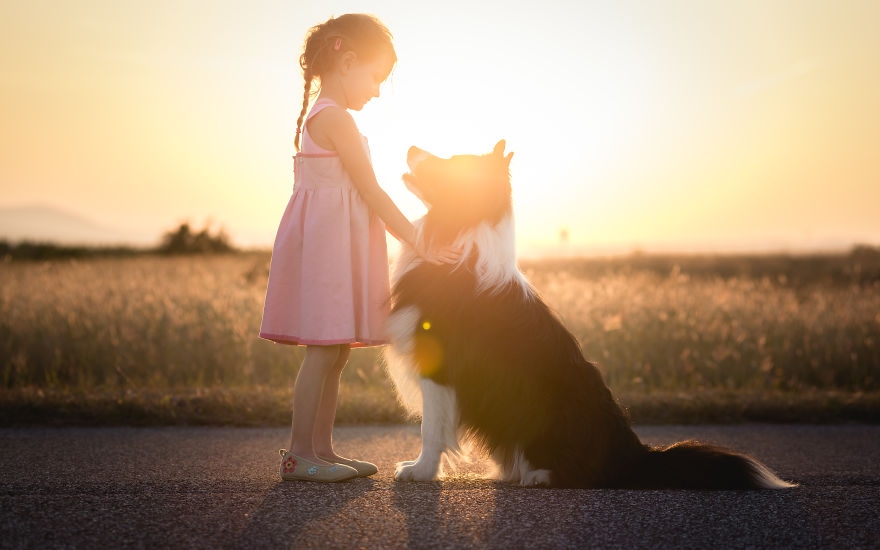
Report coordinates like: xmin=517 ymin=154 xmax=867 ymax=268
xmin=228 ymin=479 xmax=372 ymax=549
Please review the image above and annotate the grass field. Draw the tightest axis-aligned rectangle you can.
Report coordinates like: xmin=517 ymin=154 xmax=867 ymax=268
xmin=1 ymin=250 xmax=879 ymax=426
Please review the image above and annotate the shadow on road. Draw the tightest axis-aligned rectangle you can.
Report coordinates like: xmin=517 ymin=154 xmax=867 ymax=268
xmin=391 ymin=479 xmax=499 ymax=548
xmin=228 ymin=480 xmax=372 ymax=548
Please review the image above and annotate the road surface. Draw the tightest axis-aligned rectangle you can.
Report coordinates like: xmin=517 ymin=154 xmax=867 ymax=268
xmin=1 ymin=424 xmax=878 ymax=549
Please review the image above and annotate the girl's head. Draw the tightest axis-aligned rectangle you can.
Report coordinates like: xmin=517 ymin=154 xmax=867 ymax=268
xmin=295 ymin=14 xmax=397 ymax=150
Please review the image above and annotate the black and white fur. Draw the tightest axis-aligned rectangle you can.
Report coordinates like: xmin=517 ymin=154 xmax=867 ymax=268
xmin=385 ymin=141 xmax=795 ymax=489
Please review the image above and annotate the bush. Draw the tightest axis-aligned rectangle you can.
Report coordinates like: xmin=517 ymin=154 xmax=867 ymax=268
xmin=157 ymin=223 xmax=234 ymax=255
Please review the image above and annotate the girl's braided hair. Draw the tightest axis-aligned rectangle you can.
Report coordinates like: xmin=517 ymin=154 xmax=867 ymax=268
xmin=295 ymin=14 xmax=396 ymax=151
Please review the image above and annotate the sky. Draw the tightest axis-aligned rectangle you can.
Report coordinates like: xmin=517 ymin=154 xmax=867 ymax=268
xmin=1 ymin=0 xmax=879 ymax=255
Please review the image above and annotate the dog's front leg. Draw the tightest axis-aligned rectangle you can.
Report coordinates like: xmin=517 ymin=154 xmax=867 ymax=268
xmin=395 ymin=378 xmax=458 ymax=481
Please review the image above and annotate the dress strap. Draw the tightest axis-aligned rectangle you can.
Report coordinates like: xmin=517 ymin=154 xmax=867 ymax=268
xmin=306 ymin=98 xmax=340 ymax=121
xmin=300 ymin=99 xmax=342 ymax=155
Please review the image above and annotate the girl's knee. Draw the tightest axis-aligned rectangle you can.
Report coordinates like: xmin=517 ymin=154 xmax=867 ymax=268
xmin=304 ymin=344 xmax=349 ymax=371
xmin=331 ymin=345 xmax=351 ymax=374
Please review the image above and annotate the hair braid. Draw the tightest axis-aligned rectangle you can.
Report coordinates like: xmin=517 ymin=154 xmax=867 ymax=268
xmin=294 ymin=70 xmax=313 ymax=152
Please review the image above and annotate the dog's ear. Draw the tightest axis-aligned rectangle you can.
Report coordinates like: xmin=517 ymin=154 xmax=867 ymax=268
xmin=493 ymin=140 xmax=514 ymax=168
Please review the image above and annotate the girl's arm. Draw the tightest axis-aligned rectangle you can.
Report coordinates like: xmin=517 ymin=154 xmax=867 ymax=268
xmin=311 ymin=107 xmax=459 ymax=264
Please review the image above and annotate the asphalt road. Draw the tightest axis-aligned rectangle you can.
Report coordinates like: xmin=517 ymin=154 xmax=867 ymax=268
xmin=1 ymin=424 xmax=878 ymax=549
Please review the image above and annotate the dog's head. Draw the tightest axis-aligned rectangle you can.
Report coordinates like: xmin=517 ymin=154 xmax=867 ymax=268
xmin=403 ymin=140 xmax=514 ymax=247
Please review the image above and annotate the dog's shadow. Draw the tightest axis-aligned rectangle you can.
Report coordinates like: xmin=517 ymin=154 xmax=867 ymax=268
xmin=391 ymin=477 xmax=502 ymax=548
xmin=228 ymin=479 xmax=372 ymax=549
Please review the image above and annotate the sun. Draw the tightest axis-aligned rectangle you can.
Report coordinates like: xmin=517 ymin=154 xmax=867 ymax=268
xmin=353 ymin=72 xmax=613 ymax=253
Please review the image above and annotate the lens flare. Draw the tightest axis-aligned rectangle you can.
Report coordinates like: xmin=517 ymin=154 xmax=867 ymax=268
xmin=414 ymin=319 xmax=442 ymax=376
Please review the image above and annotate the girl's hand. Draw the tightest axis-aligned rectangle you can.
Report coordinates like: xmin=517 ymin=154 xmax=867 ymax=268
xmin=415 ymin=242 xmax=463 ymax=265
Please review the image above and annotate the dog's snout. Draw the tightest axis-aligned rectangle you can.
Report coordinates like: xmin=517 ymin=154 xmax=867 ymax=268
xmin=406 ymin=146 xmax=430 ymax=170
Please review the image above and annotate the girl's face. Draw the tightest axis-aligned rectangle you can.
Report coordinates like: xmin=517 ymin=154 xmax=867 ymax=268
xmin=341 ymin=51 xmax=394 ymax=111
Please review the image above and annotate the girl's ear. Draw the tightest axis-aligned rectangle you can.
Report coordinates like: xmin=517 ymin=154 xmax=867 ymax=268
xmin=339 ymin=51 xmax=357 ymax=73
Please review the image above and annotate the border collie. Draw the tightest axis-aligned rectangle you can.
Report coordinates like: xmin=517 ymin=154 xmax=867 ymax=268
xmin=384 ymin=140 xmax=795 ymax=489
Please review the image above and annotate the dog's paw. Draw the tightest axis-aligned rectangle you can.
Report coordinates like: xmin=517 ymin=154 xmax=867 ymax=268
xmin=521 ymin=469 xmax=552 ymax=487
xmin=395 ymin=460 xmax=440 ymax=481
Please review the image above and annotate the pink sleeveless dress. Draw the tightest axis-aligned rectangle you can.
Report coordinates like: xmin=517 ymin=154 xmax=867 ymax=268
xmin=259 ymin=99 xmax=390 ymax=347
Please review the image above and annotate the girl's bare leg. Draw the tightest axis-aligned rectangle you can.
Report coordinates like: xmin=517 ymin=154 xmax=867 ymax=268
xmin=313 ymin=345 xmax=351 ymax=460
xmin=288 ymin=344 xmax=343 ymax=463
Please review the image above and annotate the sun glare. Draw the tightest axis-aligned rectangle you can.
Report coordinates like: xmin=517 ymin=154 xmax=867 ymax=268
xmin=2 ymin=1 xmax=878 ymax=252
xmin=353 ymin=9 xmax=666 ymax=254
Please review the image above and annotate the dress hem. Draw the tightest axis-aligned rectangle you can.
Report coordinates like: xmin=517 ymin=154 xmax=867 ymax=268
xmin=259 ymin=332 xmax=387 ymax=348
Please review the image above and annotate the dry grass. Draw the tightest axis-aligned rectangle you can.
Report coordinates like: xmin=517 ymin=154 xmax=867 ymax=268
xmin=1 ymin=252 xmax=878 ymax=425
xmin=1 ymin=254 xmax=329 ymax=389
xmin=522 ymin=263 xmax=880 ymax=392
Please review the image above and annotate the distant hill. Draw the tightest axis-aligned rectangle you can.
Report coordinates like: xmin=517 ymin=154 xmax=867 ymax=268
xmin=0 ymin=204 xmax=150 ymax=246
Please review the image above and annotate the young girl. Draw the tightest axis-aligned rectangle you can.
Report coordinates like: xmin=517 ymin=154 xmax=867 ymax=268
xmin=260 ymin=13 xmax=459 ymax=482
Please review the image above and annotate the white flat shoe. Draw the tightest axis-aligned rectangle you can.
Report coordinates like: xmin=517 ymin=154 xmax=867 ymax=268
xmin=279 ymin=449 xmax=359 ymax=482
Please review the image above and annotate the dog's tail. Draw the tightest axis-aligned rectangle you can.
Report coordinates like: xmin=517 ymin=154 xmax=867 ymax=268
xmin=622 ymin=440 xmax=796 ymax=489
